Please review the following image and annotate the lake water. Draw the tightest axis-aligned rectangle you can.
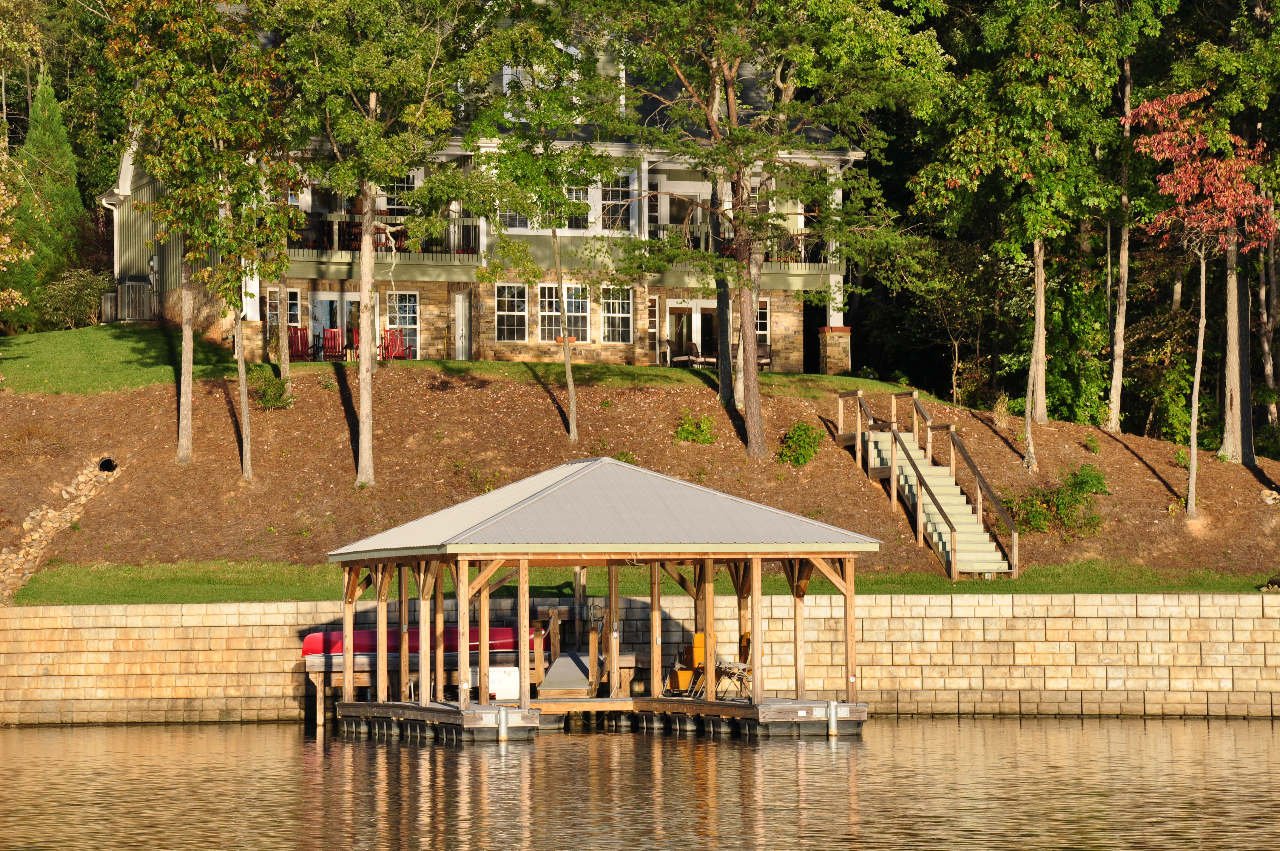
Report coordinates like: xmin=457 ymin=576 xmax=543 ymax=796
xmin=3 ymin=718 xmax=1278 ymax=849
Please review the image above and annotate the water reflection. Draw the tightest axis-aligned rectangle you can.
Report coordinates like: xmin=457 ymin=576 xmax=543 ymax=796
xmin=2 ymin=718 xmax=1278 ymax=849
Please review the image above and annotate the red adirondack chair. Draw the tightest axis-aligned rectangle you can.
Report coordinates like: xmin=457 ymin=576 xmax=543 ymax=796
xmin=321 ymin=327 xmax=345 ymax=362
xmin=287 ymin=327 xmax=312 ymax=362
xmin=380 ymin=328 xmax=410 ymax=360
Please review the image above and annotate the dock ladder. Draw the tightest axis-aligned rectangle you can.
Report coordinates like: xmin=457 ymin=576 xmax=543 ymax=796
xmin=834 ymin=389 xmax=1019 ymax=579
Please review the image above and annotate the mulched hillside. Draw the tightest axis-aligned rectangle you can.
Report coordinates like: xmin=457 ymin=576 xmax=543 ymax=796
xmin=3 ymin=363 xmax=1278 ymax=578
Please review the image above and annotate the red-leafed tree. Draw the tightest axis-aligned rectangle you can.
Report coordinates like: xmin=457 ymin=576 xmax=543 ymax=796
xmin=1132 ymin=89 xmax=1277 ymax=518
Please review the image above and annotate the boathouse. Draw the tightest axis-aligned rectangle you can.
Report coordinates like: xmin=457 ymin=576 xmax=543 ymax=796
xmin=321 ymin=457 xmax=880 ymax=739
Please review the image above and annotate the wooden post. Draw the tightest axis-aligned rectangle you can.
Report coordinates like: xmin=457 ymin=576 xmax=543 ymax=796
xmin=948 ymin=424 xmax=956 ymax=476
xmin=434 ymin=562 xmax=445 ymax=703
xmin=702 ymin=558 xmax=716 ymax=702
xmin=574 ymin=566 xmax=585 ymax=651
xmin=549 ymin=610 xmax=561 ymax=662
xmin=376 ymin=564 xmax=390 ymax=704
xmin=911 ymin=390 xmax=920 ymax=443
xmin=608 ymin=564 xmax=620 ymax=697
xmin=398 ymin=564 xmax=409 ymax=702
xmin=456 ymin=559 xmax=470 ymax=709
xmin=855 ymin=389 xmax=864 ymax=469
xmin=889 ymin=393 xmax=897 ymax=427
xmin=694 ymin=562 xmax=706 ymax=636
xmin=736 ymin=564 xmax=750 ymax=662
xmin=649 ymin=562 xmax=662 ymax=698
xmin=837 ymin=396 xmax=844 ymax=434
xmin=518 ymin=558 xmax=530 ymax=710
xmin=916 ymin=474 xmax=924 ymax=547
xmin=342 ymin=565 xmax=355 ymax=703
xmin=925 ymin=423 xmax=933 ymax=464
xmin=793 ymin=562 xmax=806 ymax=701
xmin=418 ymin=562 xmax=432 ymax=708
xmin=750 ymin=556 xmax=763 ymax=706
xmin=588 ymin=620 xmax=599 ymax=696
xmin=479 ymin=578 xmax=490 ymax=705
xmin=889 ymin=429 xmax=898 ymax=512
xmin=843 ymin=557 xmax=857 ymax=704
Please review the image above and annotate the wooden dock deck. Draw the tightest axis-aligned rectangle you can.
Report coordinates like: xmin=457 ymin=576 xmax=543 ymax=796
xmin=335 ymin=697 xmax=867 ymax=741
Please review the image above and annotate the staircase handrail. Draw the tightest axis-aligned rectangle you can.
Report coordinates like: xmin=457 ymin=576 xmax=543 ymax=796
xmin=890 ymin=426 xmax=960 ymax=580
xmin=950 ymin=432 xmax=1020 ymax=576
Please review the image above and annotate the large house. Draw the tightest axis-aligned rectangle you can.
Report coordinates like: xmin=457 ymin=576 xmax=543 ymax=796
xmin=99 ymin=142 xmax=859 ymax=375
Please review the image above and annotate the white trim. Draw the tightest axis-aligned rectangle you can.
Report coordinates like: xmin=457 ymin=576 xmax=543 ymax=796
xmin=495 ymin=283 xmax=528 ymax=343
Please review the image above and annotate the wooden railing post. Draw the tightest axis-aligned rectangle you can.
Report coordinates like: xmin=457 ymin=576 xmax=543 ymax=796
xmin=911 ymin=390 xmax=920 ymax=443
xmin=889 ymin=394 xmax=897 ymax=428
xmin=951 ymin=528 xmax=959 ymax=581
xmin=916 ymin=469 xmax=925 ymax=547
xmin=948 ymin=425 xmax=956 ymax=477
xmin=837 ymin=396 xmax=844 ymax=435
xmin=855 ymin=390 xmax=864 ymax=470
xmin=1012 ymin=532 xmax=1020 ymax=579
xmin=889 ymin=427 xmax=899 ymax=512
xmin=925 ymin=423 xmax=933 ymax=465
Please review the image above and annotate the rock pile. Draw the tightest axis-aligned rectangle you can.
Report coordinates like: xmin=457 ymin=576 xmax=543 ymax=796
xmin=0 ymin=459 xmax=120 ymax=603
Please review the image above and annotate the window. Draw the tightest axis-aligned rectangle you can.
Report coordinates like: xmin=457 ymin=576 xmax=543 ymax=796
xmin=566 ymin=187 xmax=589 ymax=230
xmin=286 ymin=291 xmax=300 ymax=326
xmin=387 ymin=292 xmax=419 ymax=358
xmin=497 ymin=207 xmax=529 ymax=229
xmin=539 ymin=284 xmax=589 ymax=342
xmin=386 ymin=175 xmax=414 ymax=215
xmin=601 ymin=176 xmax=631 ymax=230
xmin=603 ymin=288 xmax=632 ymax=343
xmin=267 ymin=290 xmax=301 ymax=329
xmin=496 ymin=284 xmax=527 ymax=341
xmin=756 ymin=299 xmax=769 ymax=347
xmin=266 ymin=289 xmax=280 ymax=331
xmin=647 ymin=181 xmax=658 ymax=238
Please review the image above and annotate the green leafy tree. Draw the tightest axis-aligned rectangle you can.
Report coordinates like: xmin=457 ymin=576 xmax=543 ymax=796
xmin=267 ymin=0 xmax=499 ymax=486
xmin=581 ymin=0 xmax=949 ymax=458
xmin=0 ymin=71 xmax=84 ymax=329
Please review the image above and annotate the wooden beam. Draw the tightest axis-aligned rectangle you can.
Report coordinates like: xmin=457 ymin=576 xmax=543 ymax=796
xmin=488 ymin=568 xmax=518 ymax=596
xmin=518 ymin=559 xmax=531 ymax=710
xmin=456 ymin=559 xmax=470 ymax=710
xmin=479 ymin=576 xmax=490 ymax=705
xmin=416 ymin=561 xmax=433 ymax=708
xmin=649 ymin=562 xmax=662 ymax=699
xmin=793 ymin=560 xmax=806 ymax=701
xmin=376 ymin=564 xmax=391 ymax=704
xmin=843 ymin=556 xmax=858 ymax=704
xmin=702 ymin=558 xmax=716 ymax=702
xmin=609 ymin=564 xmax=620 ymax=697
xmin=342 ymin=565 xmax=356 ymax=703
xmin=807 ymin=556 xmax=846 ymax=596
xmin=750 ymin=556 xmax=763 ymax=706
xmin=573 ymin=566 xmax=585 ymax=651
xmin=398 ymin=564 xmax=410 ymax=702
xmin=433 ymin=560 xmax=445 ymax=703
xmin=467 ymin=558 xmax=507 ymax=600
xmin=736 ymin=565 xmax=750 ymax=664
xmin=795 ymin=560 xmax=815 ymax=600
xmin=661 ymin=562 xmax=696 ymax=597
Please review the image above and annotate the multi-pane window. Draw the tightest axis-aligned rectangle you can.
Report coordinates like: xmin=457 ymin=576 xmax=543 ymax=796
xmin=603 ymin=288 xmax=632 ymax=343
xmin=566 ymin=187 xmax=589 ymax=229
xmin=539 ymin=284 xmax=588 ymax=342
xmin=266 ymin=289 xmax=280 ymax=330
xmin=387 ymin=292 xmax=418 ymax=328
xmin=756 ymin=299 xmax=769 ymax=347
xmin=286 ymin=291 xmax=300 ymax=326
xmin=497 ymin=207 xmax=530 ymax=229
xmin=267 ymin=290 xmax=301 ymax=330
xmin=647 ymin=181 xmax=658 ymax=239
xmin=386 ymin=175 xmax=414 ymax=215
xmin=496 ymin=284 xmax=527 ymax=341
xmin=601 ymin=176 xmax=631 ymax=230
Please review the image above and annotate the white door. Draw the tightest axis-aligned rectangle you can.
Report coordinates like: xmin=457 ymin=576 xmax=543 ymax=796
xmin=453 ymin=291 xmax=471 ymax=360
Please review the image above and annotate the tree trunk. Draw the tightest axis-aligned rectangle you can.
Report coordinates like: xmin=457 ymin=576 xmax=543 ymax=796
xmin=1172 ymin=265 xmax=1184 ymax=312
xmin=355 ymin=176 xmax=376 ymax=486
xmin=1188 ymin=253 xmax=1206 ymax=519
xmin=741 ymin=246 xmax=766 ymax=458
xmin=951 ymin=339 xmax=960 ymax=404
xmin=1262 ymin=237 xmax=1277 ymax=425
xmin=1107 ymin=58 xmax=1132 ymax=433
xmin=235 ymin=310 xmax=253 ymax=481
xmin=278 ymin=274 xmax=292 ymax=396
xmin=1220 ymin=228 xmax=1253 ymax=464
xmin=1032 ymin=238 xmax=1048 ymax=425
xmin=552 ymin=225 xmax=577 ymax=442
xmin=176 ymin=260 xmax=195 ymax=465
xmin=711 ymin=178 xmax=735 ymax=410
xmin=1023 ymin=369 xmax=1038 ymax=473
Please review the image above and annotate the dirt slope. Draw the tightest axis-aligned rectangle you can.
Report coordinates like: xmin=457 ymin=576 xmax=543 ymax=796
xmin=2 ymin=364 xmax=1278 ymax=577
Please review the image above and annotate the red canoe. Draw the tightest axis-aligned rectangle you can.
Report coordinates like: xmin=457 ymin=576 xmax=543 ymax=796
xmin=301 ymin=626 xmax=544 ymax=657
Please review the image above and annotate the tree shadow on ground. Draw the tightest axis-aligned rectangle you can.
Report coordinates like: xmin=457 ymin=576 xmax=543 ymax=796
xmin=331 ymin=363 xmax=360 ymax=470
xmin=521 ymin=363 xmax=570 ymax=433
xmin=1101 ymin=431 xmax=1180 ymax=500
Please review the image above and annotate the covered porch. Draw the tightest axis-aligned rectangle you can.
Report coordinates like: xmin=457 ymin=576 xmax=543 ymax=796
xmin=323 ymin=457 xmax=880 ymax=739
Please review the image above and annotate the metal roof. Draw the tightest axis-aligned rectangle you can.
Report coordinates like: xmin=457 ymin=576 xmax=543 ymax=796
xmin=329 ymin=457 xmax=880 ymax=562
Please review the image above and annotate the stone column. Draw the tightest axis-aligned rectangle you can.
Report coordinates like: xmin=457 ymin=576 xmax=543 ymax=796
xmin=817 ymin=326 xmax=851 ymax=375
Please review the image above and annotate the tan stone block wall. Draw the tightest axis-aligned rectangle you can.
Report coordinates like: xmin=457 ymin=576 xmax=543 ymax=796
xmin=4 ymin=594 xmax=1278 ymax=725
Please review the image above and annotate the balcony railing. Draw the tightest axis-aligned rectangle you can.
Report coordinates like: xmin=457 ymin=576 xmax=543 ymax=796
xmin=289 ymin=212 xmax=480 ymax=255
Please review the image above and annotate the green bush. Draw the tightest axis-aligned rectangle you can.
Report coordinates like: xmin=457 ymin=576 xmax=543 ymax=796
xmin=611 ymin=450 xmax=636 ymax=464
xmin=1008 ymin=464 xmax=1110 ymax=534
xmin=777 ymin=421 xmax=824 ymax=467
xmin=36 ymin=269 xmax=115 ymax=329
xmin=1083 ymin=433 xmax=1100 ymax=454
xmin=248 ymin=364 xmax=293 ymax=410
xmin=674 ymin=409 xmax=716 ymax=444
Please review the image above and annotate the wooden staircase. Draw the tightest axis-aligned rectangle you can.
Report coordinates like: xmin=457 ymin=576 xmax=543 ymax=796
xmin=834 ymin=390 xmax=1019 ymax=579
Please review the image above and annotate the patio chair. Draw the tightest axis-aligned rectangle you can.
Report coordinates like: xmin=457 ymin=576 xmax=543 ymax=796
xmin=287 ymin=327 xmax=312 ymax=362
xmin=756 ymin=343 xmax=772 ymax=371
xmin=380 ymin=328 xmax=411 ymax=360
xmin=321 ymin=327 xmax=345 ymax=362
xmin=671 ymin=341 xmax=698 ymax=368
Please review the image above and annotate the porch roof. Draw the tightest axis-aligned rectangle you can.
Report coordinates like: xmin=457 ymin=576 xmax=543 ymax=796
xmin=329 ymin=457 xmax=880 ymax=563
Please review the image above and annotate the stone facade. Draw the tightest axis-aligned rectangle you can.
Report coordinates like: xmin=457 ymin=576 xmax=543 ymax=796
xmin=10 ymin=593 xmax=1272 ymax=725
xmin=817 ymin=326 xmax=850 ymax=376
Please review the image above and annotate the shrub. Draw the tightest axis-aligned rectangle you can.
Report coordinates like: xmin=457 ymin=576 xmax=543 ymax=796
xmin=1008 ymin=464 xmax=1110 ymax=534
xmin=777 ymin=422 xmax=824 ymax=467
xmin=36 ymin=269 xmax=115 ymax=329
xmin=248 ymin=364 xmax=293 ymax=410
xmin=1083 ymin=433 xmax=1100 ymax=454
xmin=675 ymin=410 xmax=716 ymax=444
xmin=1174 ymin=446 xmax=1190 ymax=469
xmin=611 ymin=450 xmax=636 ymax=464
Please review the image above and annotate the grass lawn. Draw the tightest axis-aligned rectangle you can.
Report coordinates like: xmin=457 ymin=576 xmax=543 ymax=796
xmin=14 ymin=559 xmax=1274 ymax=607
xmin=0 ymin=325 xmax=235 ymax=394
xmin=0 ymin=324 xmax=918 ymax=399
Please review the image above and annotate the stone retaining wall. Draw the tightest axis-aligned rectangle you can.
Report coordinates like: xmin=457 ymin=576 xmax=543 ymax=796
xmin=2 ymin=593 xmax=1278 ymax=724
